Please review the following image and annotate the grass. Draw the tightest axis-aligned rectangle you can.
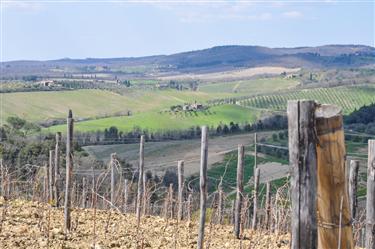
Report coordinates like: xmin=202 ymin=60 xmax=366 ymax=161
xmin=199 ymin=77 xmax=299 ymax=95
xmin=1 ymin=89 xmax=230 ymax=123
xmin=45 ymin=104 xmax=260 ymax=133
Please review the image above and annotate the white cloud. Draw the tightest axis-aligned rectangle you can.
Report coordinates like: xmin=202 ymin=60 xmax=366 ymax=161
xmin=282 ymin=11 xmax=303 ymax=19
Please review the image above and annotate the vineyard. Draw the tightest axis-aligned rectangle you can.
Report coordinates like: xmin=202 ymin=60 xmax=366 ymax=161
xmin=238 ymin=85 xmax=375 ymax=114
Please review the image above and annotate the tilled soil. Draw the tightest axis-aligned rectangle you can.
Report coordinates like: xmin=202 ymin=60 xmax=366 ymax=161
xmin=0 ymin=198 xmax=290 ymax=249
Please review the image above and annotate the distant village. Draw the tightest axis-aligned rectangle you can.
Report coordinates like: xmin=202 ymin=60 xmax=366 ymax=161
xmin=170 ymin=101 xmax=206 ymax=112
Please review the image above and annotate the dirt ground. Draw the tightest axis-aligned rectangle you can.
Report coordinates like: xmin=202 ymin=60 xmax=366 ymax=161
xmin=0 ymin=198 xmax=291 ymax=249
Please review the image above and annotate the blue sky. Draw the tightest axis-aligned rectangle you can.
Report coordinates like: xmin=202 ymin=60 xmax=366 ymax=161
xmin=1 ymin=1 xmax=374 ymax=61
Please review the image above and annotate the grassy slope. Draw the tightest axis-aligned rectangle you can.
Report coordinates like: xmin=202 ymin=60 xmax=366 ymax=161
xmin=46 ymin=104 xmax=260 ymax=133
xmin=199 ymin=77 xmax=299 ymax=94
xmin=1 ymin=89 xmax=229 ymax=123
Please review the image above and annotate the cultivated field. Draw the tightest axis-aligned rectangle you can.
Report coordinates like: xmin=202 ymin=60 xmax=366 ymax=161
xmin=47 ymin=105 xmax=261 ymax=133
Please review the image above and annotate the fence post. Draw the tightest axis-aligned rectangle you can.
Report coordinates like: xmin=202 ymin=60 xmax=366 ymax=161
xmin=123 ymin=179 xmax=128 ymax=213
xmin=349 ymin=160 xmax=359 ymax=220
xmin=110 ymin=153 xmax=116 ymax=207
xmin=64 ymin=110 xmax=74 ymax=234
xmin=177 ymin=160 xmax=184 ymax=222
xmin=254 ymin=133 xmax=257 ymax=171
xmin=366 ymin=140 xmax=375 ymax=249
xmin=168 ymin=183 xmax=174 ymax=219
xmin=287 ymin=100 xmax=318 ymax=249
xmin=234 ymin=144 xmax=244 ymax=238
xmin=265 ymin=181 xmax=272 ymax=230
xmin=187 ymin=192 xmax=192 ymax=222
xmin=315 ymin=104 xmax=353 ymax=248
xmin=48 ymin=150 xmax=54 ymax=202
xmin=252 ymin=167 xmax=260 ymax=230
xmin=136 ymin=135 xmax=145 ymax=228
xmin=54 ymin=132 xmax=61 ymax=207
xmin=218 ymin=179 xmax=224 ymax=225
xmin=197 ymin=126 xmax=208 ymax=249
xmin=81 ymin=177 xmax=87 ymax=208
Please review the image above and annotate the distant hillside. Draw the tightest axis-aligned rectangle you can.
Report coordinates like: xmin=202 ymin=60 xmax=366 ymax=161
xmin=1 ymin=44 xmax=374 ymax=77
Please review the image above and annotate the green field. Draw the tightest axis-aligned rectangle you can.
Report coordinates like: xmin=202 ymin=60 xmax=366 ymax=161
xmin=1 ymin=89 xmax=230 ymax=123
xmin=238 ymin=85 xmax=375 ymax=114
xmin=45 ymin=104 xmax=260 ymax=133
xmin=199 ymin=77 xmax=299 ymax=94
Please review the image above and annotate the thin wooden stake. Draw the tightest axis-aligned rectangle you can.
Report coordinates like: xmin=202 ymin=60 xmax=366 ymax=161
xmin=349 ymin=160 xmax=359 ymax=220
xmin=48 ymin=150 xmax=55 ymax=202
xmin=136 ymin=135 xmax=145 ymax=229
xmin=64 ymin=109 xmax=74 ymax=234
xmin=123 ymin=179 xmax=128 ymax=213
xmin=54 ymin=132 xmax=61 ymax=207
xmin=81 ymin=177 xmax=87 ymax=208
xmin=218 ymin=180 xmax=224 ymax=225
xmin=265 ymin=181 xmax=272 ymax=230
xmin=366 ymin=140 xmax=375 ymax=249
xmin=110 ymin=153 xmax=116 ymax=207
xmin=234 ymin=144 xmax=244 ymax=238
xmin=177 ymin=160 xmax=184 ymax=222
xmin=197 ymin=126 xmax=208 ymax=249
xmin=252 ymin=167 xmax=260 ymax=230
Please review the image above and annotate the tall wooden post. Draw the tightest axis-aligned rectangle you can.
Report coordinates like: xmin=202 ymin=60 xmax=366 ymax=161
xmin=234 ymin=144 xmax=244 ymax=238
xmin=366 ymin=140 xmax=375 ymax=249
xmin=197 ymin=126 xmax=208 ymax=249
xmin=252 ymin=167 xmax=260 ymax=230
xmin=142 ymin=172 xmax=147 ymax=215
xmin=136 ymin=135 xmax=145 ymax=228
xmin=64 ymin=110 xmax=74 ymax=234
xmin=177 ymin=160 xmax=184 ymax=222
xmin=168 ymin=183 xmax=174 ymax=219
xmin=110 ymin=153 xmax=116 ymax=206
xmin=254 ymin=133 xmax=257 ymax=171
xmin=315 ymin=104 xmax=353 ymax=248
xmin=349 ymin=160 xmax=359 ymax=220
xmin=123 ymin=179 xmax=128 ymax=213
xmin=81 ymin=177 xmax=87 ymax=208
xmin=287 ymin=100 xmax=318 ymax=249
xmin=187 ymin=193 xmax=192 ymax=222
xmin=54 ymin=132 xmax=61 ymax=207
xmin=48 ymin=150 xmax=54 ymax=202
xmin=265 ymin=181 xmax=272 ymax=230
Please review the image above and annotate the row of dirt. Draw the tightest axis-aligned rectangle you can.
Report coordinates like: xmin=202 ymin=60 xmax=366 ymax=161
xmin=0 ymin=198 xmax=290 ymax=249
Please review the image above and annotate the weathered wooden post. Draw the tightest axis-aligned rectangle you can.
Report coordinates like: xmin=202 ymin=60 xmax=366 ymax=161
xmin=44 ymin=164 xmax=48 ymax=202
xmin=142 ymin=173 xmax=148 ymax=215
xmin=287 ymin=100 xmax=318 ymax=249
xmin=218 ymin=180 xmax=224 ymax=225
xmin=177 ymin=160 xmax=184 ymax=222
xmin=64 ymin=110 xmax=74 ymax=234
xmin=349 ymin=160 xmax=359 ymax=220
xmin=265 ymin=181 xmax=272 ymax=230
xmin=168 ymin=183 xmax=174 ymax=219
xmin=254 ymin=133 xmax=257 ymax=171
xmin=366 ymin=140 xmax=375 ymax=249
xmin=315 ymin=104 xmax=353 ymax=248
xmin=48 ymin=150 xmax=55 ymax=202
xmin=110 ymin=153 xmax=116 ymax=207
xmin=54 ymin=132 xmax=61 ymax=207
xmin=81 ymin=177 xmax=87 ymax=208
xmin=187 ymin=192 xmax=192 ymax=222
xmin=123 ymin=179 xmax=128 ymax=213
xmin=234 ymin=144 xmax=244 ymax=238
xmin=197 ymin=126 xmax=208 ymax=249
xmin=136 ymin=135 xmax=145 ymax=228
xmin=252 ymin=167 xmax=260 ymax=230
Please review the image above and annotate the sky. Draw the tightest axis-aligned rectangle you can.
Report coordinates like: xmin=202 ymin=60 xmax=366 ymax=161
xmin=1 ymin=0 xmax=374 ymax=61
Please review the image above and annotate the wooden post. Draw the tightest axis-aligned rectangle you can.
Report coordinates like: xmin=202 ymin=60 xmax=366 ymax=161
xmin=48 ymin=150 xmax=54 ymax=202
xmin=64 ymin=110 xmax=74 ymax=234
xmin=187 ymin=192 xmax=192 ymax=222
xmin=197 ymin=126 xmax=208 ymax=249
xmin=142 ymin=172 xmax=147 ymax=215
xmin=91 ymin=167 xmax=95 ymax=209
xmin=265 ymin=181 xmax=272 ymax=230
xmin=81 ymin=177 xmax=87 ymax=208
xmin=44 ymin=164 xmax=48 ymax=202
xmin=349 ymin=160 xmax=359 ymax=220
xmin=177 ymin=160 xmax=184 ymax=222
xmin=168 ymin=183 xmax=174 ymax=219
xmin=287 ymin=100 xmax=318 ymax=249
xmin=110 ymin=153 xmax=116 ymax=207
xmin=54 ymin=132 xmax=61 ymax=207
xmin=252 ymin=167 xmax=260 ymax=230
xmin=234 ymin=144 xmax=244 ymax=238
xmin=123 ymin=179 xmax=128 ymax=213
xmin=366 ymin=140 xmax=375 ymax=249
xmin=254 ymin=133 xmax=257 ymax=171
xmin=218 ymin=180 xmax=224 ymax=225
xmin=315 ymin=104 xmax=353 ymax=248
xmin=136 ymin=135 xmax=145 ymax=228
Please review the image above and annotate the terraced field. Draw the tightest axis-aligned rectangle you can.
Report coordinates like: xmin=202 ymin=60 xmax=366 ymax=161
xmin=238 ymin=85 xmax=375 ymax=114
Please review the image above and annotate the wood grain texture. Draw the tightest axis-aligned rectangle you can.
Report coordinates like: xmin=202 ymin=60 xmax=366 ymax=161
xmin=366 ymin=140 xmax=375 ymax=249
